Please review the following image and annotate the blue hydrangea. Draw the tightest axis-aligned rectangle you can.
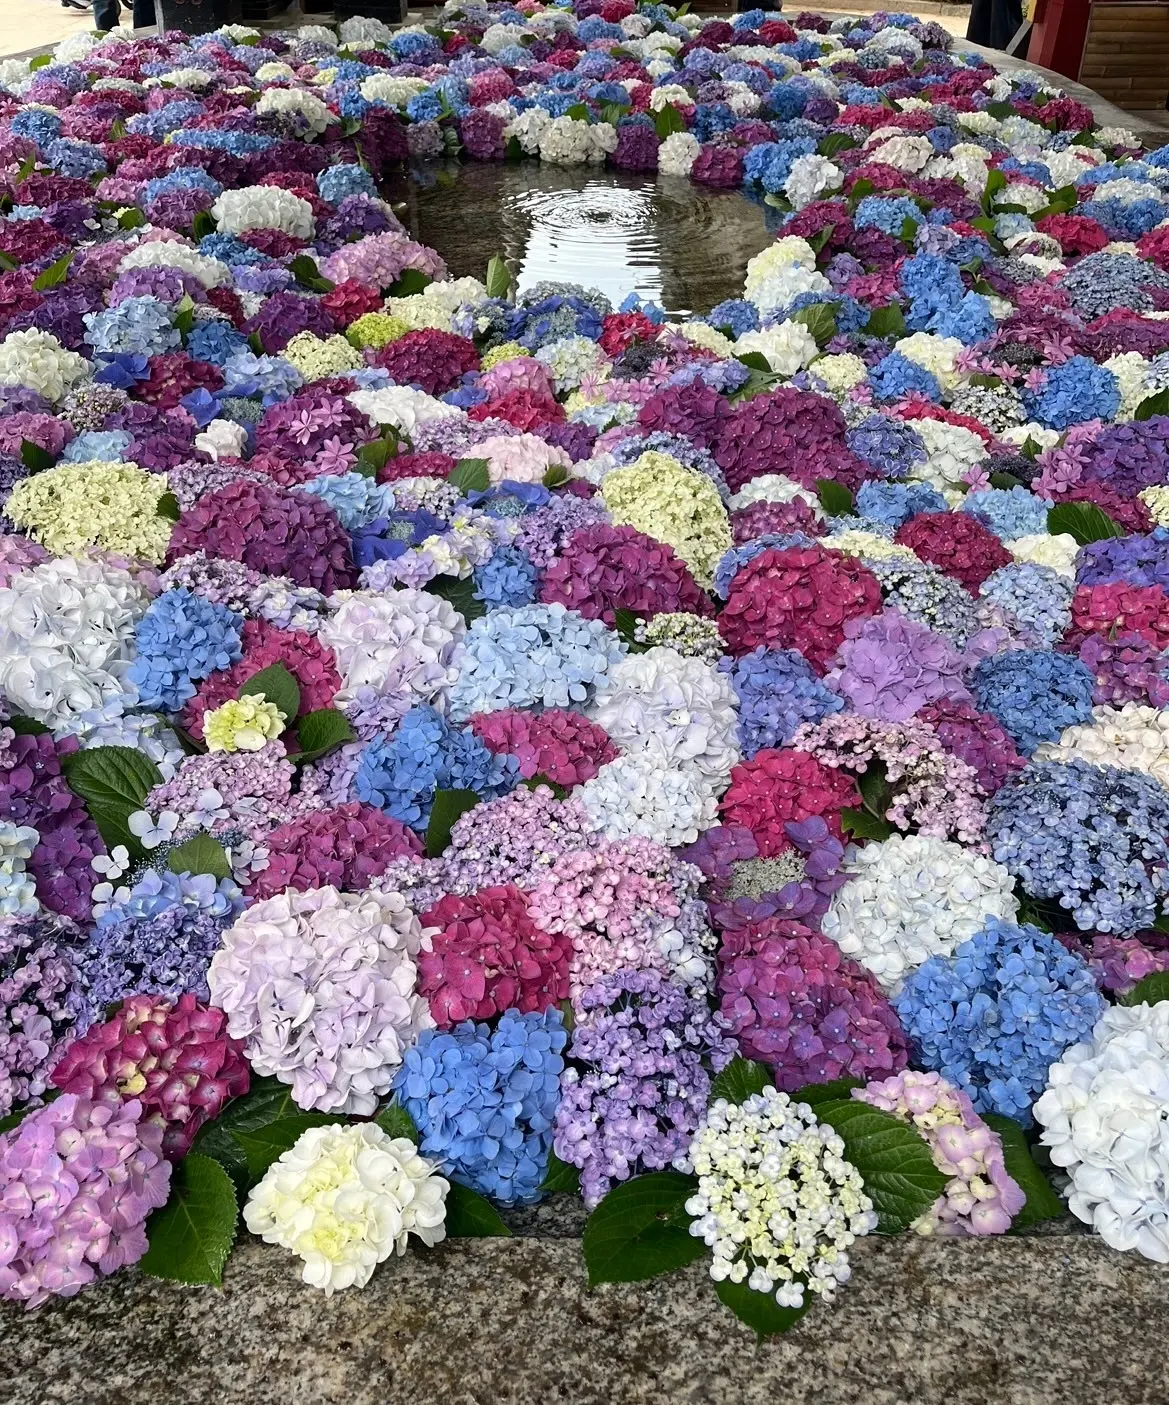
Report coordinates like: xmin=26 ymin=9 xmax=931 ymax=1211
xmin=96 ymin=867 xmax=242 ymax=931
xmin=43 ymin=138 xmax=105 ymax=179
xmin=447 ymin=603 xmax=626 ymax=722
xmin=142 ymin=168 xmax=222 ymax=204
xmin=222 ymin=349 xmax=303 ymax=399
xmin=720 ymin=647 xmax=843 ymax=757
xmin=473 ymin=546 xmax=539 ymax=610
xmin=126 ymin=589 xmax=244 ymax=713
xmin=1022 ymin=356 xmax=1121 ymax=430
xmin=128 ymin=101 xmax=206 ymax=141
xmin=987 ymin=759 xmax=1169 ymax=935
xmin=197 ymin=233 xmax=266 ymax=267
xmin=854 ymin=195 xmax=923 ymax=236
xmin=847 ymin=414 xmax=928 ymax=480
xmin=186 ymin=321 xmax=249 ymax=367
xmin=353 ymin=704 xmax=519 ymax=831
xmin=971 ymin=649 xmax=1095 ymax=756
xmin=394 ymin=1008 xmax=567 ymax=1206
xmin=856 ymin=479 xmax=946 ymax=529
xmin=10 ymin=109 xmax=63 ymax=147
xmin=298 ymin=472 xmax=395 ymax=532
xmin=59 ymin=430 xmax=134 ymax=464
xmin=743 ymin=137 xmax=818 ymax=192
xmin=900 ymin=252 xmax=965 ymax=331
xmin=893 ymin=919 xmax=1104 ymax=1125
xmin=979 ymin=563 xmax=1074 ymax=647
xmin=962 ymin=486 xmax=1049 ymax=542
xmin=316 ymin=162 xmax=377 ymax=205
xmin=867 ymin=558 xmax=980 ymax=647
xmin=84 ymin=297 xmax=182 ymax=359
xmin=868 ymin=352 xmax=942 ymax=403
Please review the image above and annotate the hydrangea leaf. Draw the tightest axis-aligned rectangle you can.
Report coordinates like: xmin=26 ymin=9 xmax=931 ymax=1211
xmin=864 ymin=303 xmax=906 ymax=339
xmin=356 ymin=438 xmax=394 ymax=474
xmin=710 ymin=1056 xmax=773 ymax=1106
xmin=20 ymin=438 xmax=54 ymax=473
xmin=191 ymin=1077 xmax=300 ymax=1194
xmin=791 ymin=303 xmax=837 ymax=348
xmin=387 ymin=268 xmax=432 ymax=298
xmin=31 ymin=251 xmax=73 ymax=292
xmin=167 ymin=833 xmax=231 ymax=881
xmin=288 ymin=255 xmax=334 ymax=293
xmin=817 ymin=131 xmax=857 ymax=158
xmin=425 ymin=787 xmax=480 ymax=858
xmin=714 ymin=1277 xmax=811 ymax=1339
xmin=1135 ymin=388 xmax=1169 ymax=422
xmin=981 ymin=1113 xmax=1064 ymax=1228
xmin=118 ymin=208 xmax=146 ymax=231
xmin=191 ymin=210 xmax=216 ymax=240
xmin=7 ymin=714 xmax=49 ymax=736
xmin=444 ymin=1182 xmax=511 ymax=1237
xmin=375 ymin=1101 xmax=420 ymax=1144
xmin=448 ymin=457 xmax=491 ymax=494
xmin=156 ymin=491 xmax=181 ymax=521
xmin=541 ymin=1152 xmax=581 ymax=1194
xmin=485 ymin=254 xmax=513 ymax=301
xmin=653 ymin=103 xmax=685 ymax=139
xmin=231 ymin=1114 xmax=339 ymax=1180
xmin=542 ymin=464 xmax=569 ymax=488
xmin=59 ymin=745 xmax=163 ymax=860
xmin=582 ymin=1170 xmax=704 ymax=1287
xmin=791 ymin=1077 xmax=863 ymax=1107
xmin=564 ymin=102 xmax=590 ymax=122
xmin=423 ymin=572 xmax=487 ymax=625
xmin=292 ymin=707 xmax=355 ymax=764
xmin=841 ymin=807 xmax=894 ymax=842
xmin=1119 ymin=971 xmax=1169 ymax=1008
xmin=173 ymin=294 xmax=196 ymax=339
xmin=1046 ymin=502 xmax=1123 ymax=545
xmin=239 ymin=663 xmax=300 ymax=727
xmin=139 ymin=1154 xmax=238 ymax=1287
xmin=735 ymin=351 xmax=772 ymax=374
xmin=816 ymin=478 xmax=854 ymax=517
xmin=811 ymin=1099 xmax=948 ymax=1234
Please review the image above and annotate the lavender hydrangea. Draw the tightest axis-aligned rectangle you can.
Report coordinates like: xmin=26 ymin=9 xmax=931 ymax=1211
xmin=0 ymin=913 xmax=82 ymax=1117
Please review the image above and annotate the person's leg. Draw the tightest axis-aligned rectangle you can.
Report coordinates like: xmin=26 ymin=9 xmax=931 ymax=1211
xmin=92 ymin=0 xmax=121 ymax=29
xmin=132 ymin=0 xmax=156 ymax=26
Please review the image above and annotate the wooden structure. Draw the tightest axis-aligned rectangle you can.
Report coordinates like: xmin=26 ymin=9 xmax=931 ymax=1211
xmin=1028 ymin=0 xmax=1169 ymax=112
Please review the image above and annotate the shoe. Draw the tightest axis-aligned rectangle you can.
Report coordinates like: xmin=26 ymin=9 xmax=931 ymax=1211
xmin=61 ymin=1 xmax=91 ymax=10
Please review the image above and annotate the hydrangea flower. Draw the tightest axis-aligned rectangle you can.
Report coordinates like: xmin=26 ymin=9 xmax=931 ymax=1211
xmin=971 ymin=649 xmax=1097 ymax=756
xmin=0 ymin=912 xmax=81 ymax=1118
xmin=720 ymin=647 xmax=843 ymax=758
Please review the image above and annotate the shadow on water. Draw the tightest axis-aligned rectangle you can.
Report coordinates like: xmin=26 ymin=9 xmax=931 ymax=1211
xmin=391 ymin=161 xmax=783 ymax=317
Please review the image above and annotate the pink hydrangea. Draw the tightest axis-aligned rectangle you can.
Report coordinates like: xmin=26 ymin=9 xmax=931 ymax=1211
xmin=1067 ymin=582 xmax=1169 ymax=653
xmin=826 ymin=608 xmax=972 ymax=722
xmin=419 ymin=884 xmax=572 ymax=1026
xmin=717 ymin=919 xmax=908 ymax=1089
xmin=0 ymin=534 xmax=49 ymax=588
xmin=894 ymin=513 xmax=1012 ymax=597
xmin=720 ymin=748 xmax=860 ymax=857
xmin=480 ymin=356 xmax=555 ymax=401
xmin=0 ymin=1093 xmax=171 ymax=1308
xmin=0 ymin=413 xmax=73 ymax=459
xmin=470 ymin=431 xmax=571 ymax=485
xmin=713 ymin=386 xmax=865 ymax=494
xmin=375 ymin=329 xmax=480 ymax=396
xmin=245 ymin=802 xmax=422 ymax=900
xmin=1056 ymin=931 xmax=1169 ymax=997
xmin=540 ymin=523 xmax=713 ymax=625
xmin=637 ymin=380 xmax=732 ymax=448
xmin=917 ymin=699 xmax=1025 ymax=795
xmin=720 ymin=544 xmax=882 ymax=670
xmin=319 ymin=231 xmax=447 ymax=288
xmin=50 ymin=994 xmax=249 ymax=1161
xmin=469 ymin=708 xmax=618 ymax=787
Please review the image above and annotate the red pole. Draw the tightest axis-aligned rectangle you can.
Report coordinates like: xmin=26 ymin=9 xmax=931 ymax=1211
xmin=1027 ymin=0 xmax=1091 ymax=79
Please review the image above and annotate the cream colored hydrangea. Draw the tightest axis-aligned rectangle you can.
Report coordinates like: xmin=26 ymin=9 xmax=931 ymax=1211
xmin=1140 ymin=485 xmax=1169 ymax=527
xmin=1037 ymin=704 xmax=1169 ymax=790
xmin=0 ymin=329 xmax=90 ymax=403
xmin=810 ymin=353 xmax=868 ymax=397
xmin=204 ymin=695 xmax=287 ymax=753
xmin=824 ymin=530 xmax=917 ymax=562
xmin=282 ymin=331 xmax=364 ymax=380
xmin=255 ymin=86 xmax=332 ymax=137
xmin=5 ymin=462 xmax=172 ymax=563
xmin=1007 ymin=531 xmax=1079 ymax=577
xmin=895 ymin=332 xmax=966 ymax=392
xmin=601 ymin=451 xmax=732 ymax=589
xmin=210 ymin=185 xmax=316 ymax=239
xmin=733 ymin=322 xmax=819 ymax=377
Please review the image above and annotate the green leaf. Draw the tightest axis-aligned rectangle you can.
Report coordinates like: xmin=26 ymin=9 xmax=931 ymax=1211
xmin=448 ymin=457 xmax=491 ymax=494
xmin=173 ymin=293 xmax=196 ymax=339
xmin=15 ymin=154 xmax=36 ymax=184
xmin=981 ymin=1113 xmax=1064 ymax=1228
xmin=864 ymin=303 xmax=906 ymax=340
xmin=485 ymin=253 xmax=513 ymax=301
xmin=899 ymin=216 xmax=919 ymax=243
xmin=543 ymin=464 xmax=569 ymax=489
xmin=387 ymin=268 xmax=432 ymax=298
xmin=523 ymin=773 xmax=568 ymax=799
xmin=425 ymin=787 xmax=479 ymax=858
xmin=31 ymin=251 xmax=73 ymax=292
xmin=735 ymin=351 xmax=772 ymax=374
xmin=613 ymin=608 xmax=644 ymax=649
xmin=444 ymin=1182 xmax=511 ymax=1237
xmin=564 ymin=102 xmax=591 ymax=122
xmin=582 ymin=1171 xmax=703 ymax=1287
xmin=29 ymin=53 xmax=52 ymax=71
xmin=191 ymin=1077 xmax=300 ymax=1192
xmin=982 ymin=166 xmax=1007 ymax=215
xmin=817 ymin=131 xmax=858 ymax=159
xmin=841 ymin=807 xmax=894 ymax=842
xmin=20 ymin=439 xmax=54 ymax=473
xmin=356 ymin=438 xmax=394 ymax=474
xmin=1119 ymin=971 xmax=1169 ymax=1008
xmin=653 ymin=102 xmax=686 ymax=140
xmin=714 ymin=1277 xmax=811 ymax=1338
xmin=139 ymin=1155 xmax=238 ymax=1287
xmin=424 ymin=571 xmax=486 ymax=624
xmin=601 ymin=101 xmax=630 ymax=126
xmin=288 ymin=254 xmax=334 ymax=293
xmin=857 ymin=757 xmax=889 ymax=818
xmin=791 ymin=1077 xmax=863 ymax=1107
xmin=849 ymin=178 xmax=874 ymax=202
xmin=117 ymin=207 xmax=146 ymax=230
xmin=816 ymin=478 xmax=854 ymax=517
xmin=1135 ymin=388 xmax=1169 ymax=422
xmin=0 ymin=251 xmax=18 ymax=272
xmin=293 ymin=707 xmax=354 ymax=764
xmin=0 ymin=1088 xmax=60 ymax=1138
xmin=7 ymin=714 xmax=49 ymax=736
xmin=59 ymin=745 xmax=163 ymax=858
xmin=790 ymin=303 xmax=837 ymax=347
xmin=505 ymin=135 xmax=524 ymax=162
xmin=710 ymin=1056 xmax=773 ymax=1106
xmin=812 ymin=1099 xmax=948 ymax=1234
xmin=375 ymin=1101 xmax=419 ymax=1144
xmin=989 ymin=472 xmax=1024 ymax=491
xmin=541 ymin=1152 xmax=581 ymax=1194
xmin=192 ymin=210 xmax=216 ymax=240
xmin=247 ymin=332 xmax=264 ymax=356
xmin=239 ymin=662 xmax=301 ymax=725
xmin=167 ymin=833 xmax=231 ymax=881
xmin=232 ymin=1115 xmax=337 ymax=1180
xmin=1046 ymin=502 xmax=1123 ymax=545
xmin=156 ymin=491 xmax=181 ymax=521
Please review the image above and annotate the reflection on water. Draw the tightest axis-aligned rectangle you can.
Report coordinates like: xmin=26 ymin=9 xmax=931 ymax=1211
xmin=394 ymin=162 xmax=781 ymax=317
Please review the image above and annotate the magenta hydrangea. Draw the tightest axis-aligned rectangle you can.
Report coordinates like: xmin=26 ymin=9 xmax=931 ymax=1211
xmin=246 ymin=802 xmax=422 ymax=901
xmin=540 ymin=523 xmax=713 ymax=625
xmin=713 ymin=386 xmax=865 ymax=494
xmin=917 ymin=699 xmax=1026 ymax=795
xmin=468 ymin=707 xmax=618 ymax=788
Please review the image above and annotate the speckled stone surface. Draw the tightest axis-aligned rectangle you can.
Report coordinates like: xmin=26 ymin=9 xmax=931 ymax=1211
xmin=4 ymin=1225 xmax=1168 ymax=1405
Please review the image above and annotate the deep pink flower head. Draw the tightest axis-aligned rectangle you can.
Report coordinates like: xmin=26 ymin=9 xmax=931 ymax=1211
xmin=917 ymin=698 xmax=1025 ymax=795
xmin=717 ymin=919 xmax=908 ymax=1090
xmin=894 ymin=513 xmax=1011 ymax=597
xmin=637 ymin=380 xmax=732 ymax=448
xmin=419 ymin=884 xmax=571 ymax=1027
xmin=1076 ymin=631 xmax=1169 ymax=707
xmin=1056 ymin=931 xmax=1169 ymax=997
xmin=51 ymin=994 xmax=250 ymax=1161
xmin=720 ymin=748 xmax=859 ymax=857
xmin=540 ymin=523 xmax=712 ymax=625
xmin=0 ymin=1093 xmax=171 ymax=1308
xmin=1067 ymin=582 xmax=1169 ymax=653
xmin=181 ymin=618 xmax=341 ymax=741
xmin=167 ymin=478 xmax=355 ymax=594
xmin=246 ymin=803 xmax=422 ymax=900
xmin=826 ymin=608 xmax=972 ymax=722
xmin=375 ymin=329 xmax=480 ymax=396
xmin=469 ymin=708 xmax=618 ymax=788
xmin=713 ymin=386 xmax=865 ymax=494
xmin=691 ymin=143 xmax=743 ymax=188
xmin=377 ymin=450 xmax=456 ymax=484
xmin=720 ymin=543 xmax=882 ymax=670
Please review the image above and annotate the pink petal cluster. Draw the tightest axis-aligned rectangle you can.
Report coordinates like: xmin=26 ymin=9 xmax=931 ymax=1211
xmin=894 ymin=512 xmax=1012 ymax=597
xmin=246 ymin=802 xmax=422 ymax=900
xmin=853 ymin=1070 xmax=1025 ymax=1236
xmin=540 ymin=523 xmax=712 ymax=625
xmin=1056 ymin=931 xmax=1169 ymax=997
xmin=319 ymin=231 xmax=448 ymax=288
xmin=720 ymin=747 xmax=860 ymax=857
xmin=717 ymin=919 xmax=908 ymax=1089
xmin=50 ymin=994 xmax=249 ymax=1161
xmin=419 ymin=884 xmax=572 ymax=1026
xmin=713 ymin=386 xmax=865 ymax=494
xmin=731 ymin=496 xmax=825 ymax=543
xmin=826 ymin=608 xmax=972 ymax=723
xmin=375 ymin=329 xmax=480 ymax=396
xmin=0 ymin=1094 xmax=171 ymax=1308
xmin=1067 ymin=582 xmax=1169 ymax=653
xmin=636 ymin=380 xmax=732 ymax=447
xmin=720 ymin=544 xmax=882 ymax=670
xmin=469 ymin=707 xmax=618 ymax=787
xmin=917 ymin=699 xmax=1026 ymax=795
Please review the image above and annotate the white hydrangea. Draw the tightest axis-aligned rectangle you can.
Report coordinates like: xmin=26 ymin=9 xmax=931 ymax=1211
xmin=578 ymin=750 xmax=718 ymax=848
xmin=869 ymin=134 xmax=934 ymax=173
xmin=1104 ymin=352 xmax=1152 ymax=419
xmin=1007 ymin=531 xmax=1079 ymax=577
xmin=255 ymin=86 xmax=332 ymax=137
xmin=1001 ymin=422 xmax=1061 ymax=451
xmin=895 ymin=332 xmax=966 ymax=391
xmin=0 ymin=557 xmax=150 ymax=728
xmin=255 ymin=62 xmax=297 ymax=83
xmin=1037 ymin=704 xmax=1169 ymax=789
xmin=906 ymin=417 xmax=987 ymax=495
xmin=211 ymin=185 xmax=316 ymax=239
xmin=347 ymin=385 xmax=459 ymax=438
xmin=784 ymin=154 xmax=843 ymax=210
xmin=360 ymin=74 xmax=431 ymax=107
xmin=588 ymin=646 xmax=740 ymax=797
xmin=118 ymin=240 xmax=230 ymax=290
xmin=0 ymin=329 xmax=90 ymax=404
xmin=320 ymin=587 xmax=466 ymax=719
xmin=339 ymin=16 xmax=394 ymax=43
xmin=480 ymin=21 xmax=528 ymax=54
xmin=685 ymin=1089 xmax=876 ymax=1309
xmin=245 ymin=1123 xmax=448 ymax=1293
xmin=649 ymin=84 xmax=691 ymax=111
xmin=824 ymin=530 xmax=917 ymax=562
xmin=733 ymin=322 xmax=819 ymax=377
xmin=538 ymin=115 xmax=618 ymax=166
xmin=536 ymin=334 xmax=605 ymax=392
xmin=154 ymin=67 xmax=213 ymax=90
xmin=728 ymin=473 xmax=825 ymax=517
xmin=194 ymin=418 xmax=248 ymax=462
xmin=673 ymin=321 xmax=734 ymax=358
xmin=822 ymin=834 xmax=1020 ymax=992
xmin=1035 ymin=1002 xmax=1169 ymax=1263
xmin=504 ymin=108 xmax=552 ymax=155
xmin=0 ymin=822 xmax=39 ymax=918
